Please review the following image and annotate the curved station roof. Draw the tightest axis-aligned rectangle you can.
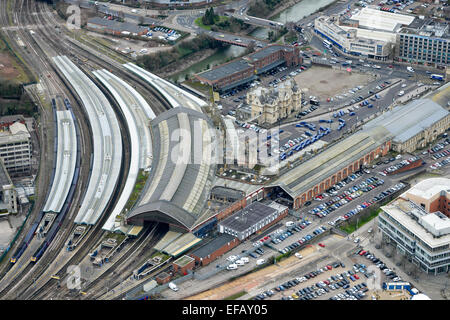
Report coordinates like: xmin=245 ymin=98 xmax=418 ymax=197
xmin=127 ymin=107 xmax=218 ymax=231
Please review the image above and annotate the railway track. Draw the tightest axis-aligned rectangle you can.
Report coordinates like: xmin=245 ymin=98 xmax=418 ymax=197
xmin=0 ymin=0 xmax=178 ymax=300
xmin=2 ymin=1 xmax=175 ymax=300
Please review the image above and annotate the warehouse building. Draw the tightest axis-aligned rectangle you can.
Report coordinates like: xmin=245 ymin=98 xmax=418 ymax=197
xmin=0 ymin=121 xmax=32 ymax=176
xmin=378 ymin=178 xmax=450 ymax=275
xmin=217 ymin=201 xmax=288 ymax=240
xmin=87 ymin=17 xmax=149 ymax=37
xmin=190 ymin=234 xmax=240 ymax=266
xmin=195 ymin=45 xmax=301 ymax=93
xmin=363 ymin=99 xmax=450 ymax=153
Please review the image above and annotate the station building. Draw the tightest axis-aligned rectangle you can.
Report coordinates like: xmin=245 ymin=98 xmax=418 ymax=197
xmin=269 ymin=126 xmax=392 ymax=209
xmin=126 ymin=107 xmax=218 ymax=233
xmin=190 ymin=234 xmax=240 ymax=266
xmin=195 ymin=44 xmax=301 ymax=93
xmin=217 ymin=201 xmax=288 ymax=240
xmin=363 ymin=98 xmax=450 ymax=153
xmin=378 ymin=178 xmax=450 ymax=275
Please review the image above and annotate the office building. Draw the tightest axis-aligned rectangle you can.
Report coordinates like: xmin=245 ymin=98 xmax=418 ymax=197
xmin=378 ymin=178 xmax=450 ymax=275
xmin=0 ymin=121 xmax=32 ymax=175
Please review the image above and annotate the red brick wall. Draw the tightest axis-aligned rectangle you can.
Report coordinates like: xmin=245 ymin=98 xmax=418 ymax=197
xmin=388 ymin=159 xmax=424 ymax=175
xmin=172 ymin=259 xmax=195 ymax=275
xmin=190 ymin=237 xmax=240 ymax=266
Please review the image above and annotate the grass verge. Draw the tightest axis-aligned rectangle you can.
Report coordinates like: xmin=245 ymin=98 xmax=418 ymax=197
xmin=340 ymin=208 xmax=382 ymax=234
xmin=224 ymin=290 xmax=247 ymax=300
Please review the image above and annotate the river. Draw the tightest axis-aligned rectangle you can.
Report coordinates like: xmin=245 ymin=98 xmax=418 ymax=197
xmin=250 ymin=0 xmax=338 ymax=39
xmin=172 ymin=0 xmax=337 ymax=82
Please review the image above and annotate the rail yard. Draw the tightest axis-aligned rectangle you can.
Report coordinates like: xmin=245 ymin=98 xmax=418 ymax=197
xmin=0 ymin=0 xmax=448 ymax=308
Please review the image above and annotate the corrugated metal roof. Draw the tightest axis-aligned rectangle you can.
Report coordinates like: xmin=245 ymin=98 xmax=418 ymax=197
xmin=273 ymin=126 xmax=391 ymax=198
xmin=363 ymin=99 xmax=449 ymax=143
xmin=128 ymin=107 xmax=217 ymax=230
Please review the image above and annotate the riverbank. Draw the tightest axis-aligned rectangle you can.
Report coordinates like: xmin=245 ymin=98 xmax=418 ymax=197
xmin=155 ymin=48 xmax=217 ymax=79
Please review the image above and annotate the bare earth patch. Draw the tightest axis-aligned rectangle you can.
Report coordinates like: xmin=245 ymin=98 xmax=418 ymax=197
xmin=294 ymin=65 xmax=375 ymax=100
xmin=0 ymin=53 xmax=20 ymax=81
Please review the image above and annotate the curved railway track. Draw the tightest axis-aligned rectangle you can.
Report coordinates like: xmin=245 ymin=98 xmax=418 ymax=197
xmin=0 ymin=0 xmax=176 ymax=300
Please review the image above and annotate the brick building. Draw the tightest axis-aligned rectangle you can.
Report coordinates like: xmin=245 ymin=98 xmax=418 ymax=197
xmin=172 ymin=255 xmax=195 ymax=275
xmin=190 ymin=234 xmax=240 ymax=266
xmin=401 ymin=178 xmax=450 ymax=217
xmin=155 ymin=271 xmax=171 ymax=285
xmin=218 ymin=201 xmax=289 ymax=240
xmin=195 ymin=45 xmax=301 ymax=93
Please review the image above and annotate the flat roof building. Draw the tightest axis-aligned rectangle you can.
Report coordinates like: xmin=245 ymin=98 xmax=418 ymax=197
xmin=190 ymin=233 xmax=240 ymax=266
xmin=87 ymin=17 xmax=149 ymax=36
xmin=396 ymin=19 xmax=450 ymax=67
xmin=314 ymin=15 xmax=393 ymax=60
xmin=218 ymin=201 xmax=288 ymax=240
xmin=0 ymin=120 xmax=32 ymax=176
xmin=401 ymin=178 xmax=450 ymax=217
xmin=378 ymin=179 xmax=450 ymax=275
xmin=350 ymin=7 xmax=415 ymax=32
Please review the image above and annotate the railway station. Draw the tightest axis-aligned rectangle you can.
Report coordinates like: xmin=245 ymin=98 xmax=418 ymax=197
xmin=53 ymin=56 xmax=122 ymax=226
xmin=126 ymin=108 xmax=217 ymax=232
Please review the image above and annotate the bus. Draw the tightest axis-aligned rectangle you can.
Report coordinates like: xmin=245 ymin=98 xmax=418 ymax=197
xmin=323 ymin=39 xmax=332 ymax=49
xmin=430 ymin=74 xmax=444 ymax=81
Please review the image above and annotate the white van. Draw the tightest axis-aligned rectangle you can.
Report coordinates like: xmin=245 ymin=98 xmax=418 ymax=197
xmin=168 ymin=282 xmax=179 ymax=292
xmin=256 ymin=259 xmax=266 ymax=265
xmin=235 ymin=259 xmax=245 ymax=266
xmin=227 ymin=264 xmax=238 ymax=270
xmin=241 ymin=257 xmax=249 ymax=263
xmin=286 ymin=221 xmax=294 ymax=227
xmin=407 ymin=66 xmax=414 ymax=72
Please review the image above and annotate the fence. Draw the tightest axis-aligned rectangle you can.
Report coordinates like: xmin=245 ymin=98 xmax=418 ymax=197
xmin=0 ymin=200 xmax=34 ymax=263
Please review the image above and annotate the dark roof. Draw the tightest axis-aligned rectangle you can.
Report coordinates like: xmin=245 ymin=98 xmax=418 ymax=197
xmin=197 ymin=59 xmax=252 ymax=82
xmin=246 ymin=45 xmax=293 ymax=62
xmin=218 ymin=201 xmax=277 ymax=233
xmin=87 ymin=17 xmax=148 ymax=34
xmin=190 ymin=234 xmax=237 ymax=258
xmin=210 ymin=186 xmax=245 ymax=200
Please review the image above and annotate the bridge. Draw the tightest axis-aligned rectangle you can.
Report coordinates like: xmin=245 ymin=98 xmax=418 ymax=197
xmin=228 ymin=13 xmax=285 ymax=31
